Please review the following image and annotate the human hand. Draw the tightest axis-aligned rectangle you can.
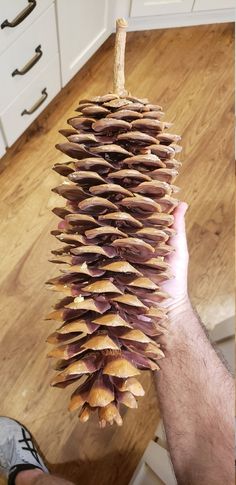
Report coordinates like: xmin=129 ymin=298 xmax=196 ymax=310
xmin=162 ymin=202 xmax=190 ymax=315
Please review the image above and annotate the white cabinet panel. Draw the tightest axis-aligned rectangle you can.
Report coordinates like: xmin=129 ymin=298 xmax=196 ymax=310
xmin=0 ymin=0 xmax=53 ymax=55
xmin=56 ymin=0 xmax=111 ymax=86
xmin=1 ymin=56 xmax=60 ymax=146
xmin=0 ymin=127 xmax=6 ymax=157
xmin=193 ymin=0 xmax=235 ymax=10
xmin=0 ymin=4 xmax=58 ymax=112
xmin=130 ymin=0 xmax=195 ymax=17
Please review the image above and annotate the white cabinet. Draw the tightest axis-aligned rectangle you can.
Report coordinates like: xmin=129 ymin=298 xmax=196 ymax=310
xmin=0 ymin=4 xmax=58 ymax=112
xmin=193 ymin=0 xmax=235 ymax=10
xmin=130 ymin=0 xmax=194 ymax=17
xmin=0 ymin=1 xmax=61 ymax=150
xmin=115 ymin=0 xmax=234 ymax=30
xmin=56 ymin=0 xmax=111 ymax=86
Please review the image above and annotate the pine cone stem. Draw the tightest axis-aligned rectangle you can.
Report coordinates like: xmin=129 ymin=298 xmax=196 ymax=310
xmin=113 ymin=18 xmax=128 ymax=96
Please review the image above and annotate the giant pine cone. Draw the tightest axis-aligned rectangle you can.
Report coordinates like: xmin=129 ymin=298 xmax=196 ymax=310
xmin=45 ymin=19 xmax=182 ymax=427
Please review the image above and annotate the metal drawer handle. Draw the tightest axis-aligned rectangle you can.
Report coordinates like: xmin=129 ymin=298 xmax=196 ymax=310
xmin=21 ymin=88 xmax=48 ymax=116
xmin=12 ymin=45 xmax=43 ymax=77
xmin=1 ymin=1 xmax=37 ymax=29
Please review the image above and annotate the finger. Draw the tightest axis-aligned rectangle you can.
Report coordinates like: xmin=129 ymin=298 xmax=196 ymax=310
xmin=166 ymin=202 xmax=189 ymax=264
xmin=172 ymin=201 xmax=188 ymax=232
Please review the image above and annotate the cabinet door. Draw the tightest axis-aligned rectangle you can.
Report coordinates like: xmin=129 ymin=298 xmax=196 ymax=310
xmin=130 ymin=0 xmax=195 ymax=17
xmin=56 ymin=0 xmax=111 ymax=86
xmin=193 ymin=0 xmax=235 ymax=10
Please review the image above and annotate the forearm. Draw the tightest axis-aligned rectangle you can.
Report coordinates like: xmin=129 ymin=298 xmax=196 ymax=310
xmin=156 ymin=300 xmax=235 ymax=485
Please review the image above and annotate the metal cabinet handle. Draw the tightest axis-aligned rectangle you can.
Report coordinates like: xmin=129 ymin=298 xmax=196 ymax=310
xmin=1 ymin=1 xmax=37 ymax=29
xmin=12 ymin=45 xmax=43 ymax=77
xmin=21 ymin=88 xmax=48 ymax=116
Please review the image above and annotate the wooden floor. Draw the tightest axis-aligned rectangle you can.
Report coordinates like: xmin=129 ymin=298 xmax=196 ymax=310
xmin=0 ymin=23 xmax=234 ymax=485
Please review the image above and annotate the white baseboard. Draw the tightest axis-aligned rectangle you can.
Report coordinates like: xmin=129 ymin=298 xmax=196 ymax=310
xmin=210 ymin=316 xmax=235 ymax=342
xmin=112 ymin=8 xmax=235 ymax=32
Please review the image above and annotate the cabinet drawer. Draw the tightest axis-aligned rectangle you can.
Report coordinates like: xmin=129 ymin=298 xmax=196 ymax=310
xmin=193 ymin=0 xmax=235 ymax=10
xmin=0 ymin=0 xmax=53 ymax=55
xmin=0 ymin=126 xmax=6 ymax=157
xmin=1 ymin=56 xmax=60 ymax=146
xmin=0 ymin=4 xmax=58 ymax=112
xmin=130 ymin=0 xmax=194 ymax=16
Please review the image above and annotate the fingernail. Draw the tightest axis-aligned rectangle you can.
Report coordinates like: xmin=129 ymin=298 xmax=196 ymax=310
xmin=183 ymin=202 xmax=188 ymax=214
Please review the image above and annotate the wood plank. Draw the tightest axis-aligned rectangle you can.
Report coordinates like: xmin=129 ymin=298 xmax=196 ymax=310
xmin=0 ymin=23 xmax=234 ymax=485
